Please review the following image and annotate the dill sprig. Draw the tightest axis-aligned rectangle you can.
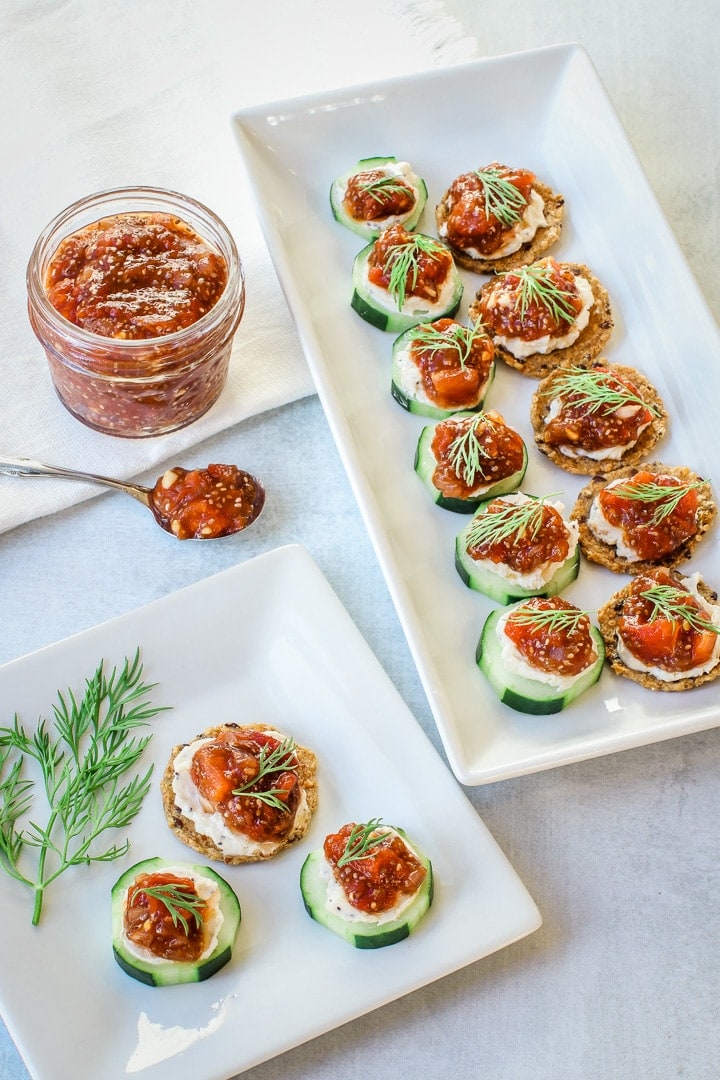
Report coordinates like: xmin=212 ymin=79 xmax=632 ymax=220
xmin=508 ymin=605 xmax=593 ymax=631
xmin=357 ymin=174 xmax=411 ymax=206
xmin=232 ymin=735 xmax=298 ymax=813
xmin=546 ymin=366 xmax=659 ymax=417
xmin=608 ymin=477 xmax=703 ymax=525
xmin=472 ymin=166 xmax=528 ymax=226
xmin=0 ymin=650 xmax=166 ymax=925
xmin=336 ymin=818 xmax=391 ymax=868
xmin=409 ymin=319 xmax=488 ymax=371
xmin=383 ymin=234 xmax=446 ymax=310
xmin=131 ymin=880 xmax=205 ymax=934
xmin=465 ymin=495 xmax=558 ymax=548
xmin=446 ymin=414 xmax=499 ymax=486
xmin=634 ymin=584 xmax=720 ymax=636
xmin=505 ymin=262 xmax=579 ymax=325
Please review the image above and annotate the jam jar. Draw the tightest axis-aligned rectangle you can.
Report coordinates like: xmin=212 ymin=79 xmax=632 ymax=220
xmin=26 ymin=186 xmax=245 ymax=437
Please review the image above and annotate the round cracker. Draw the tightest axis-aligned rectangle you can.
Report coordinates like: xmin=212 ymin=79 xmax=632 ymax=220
xmin=571 ymin=462 xmax=716 ymax=574
xmin=161 ymin=722 xmax=318 ymax=864
xmin=468 ymin=262 xmax=613 ymax=379
xmin=597 ymin=571 xmax=720 ymax=691
xmin=530 ymin=360 xmax=668 ymax=476
xmin=435 ymin=178 xmax=564 ymax=273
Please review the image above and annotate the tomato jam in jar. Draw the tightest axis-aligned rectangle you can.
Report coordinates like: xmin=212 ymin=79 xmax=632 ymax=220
xmin=26 ymin=187 xmax=245 ymax=437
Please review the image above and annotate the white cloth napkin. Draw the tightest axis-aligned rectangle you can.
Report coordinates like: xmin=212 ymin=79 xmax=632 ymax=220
xmin=0 ymin=0 xmax=477 ymax=534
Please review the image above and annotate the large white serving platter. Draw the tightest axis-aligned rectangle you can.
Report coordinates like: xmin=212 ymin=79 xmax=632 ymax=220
xmin=0 ymin=544 xmax=540 ymax=1080
xmin=233 ymin=44 xmax=720 ymax=785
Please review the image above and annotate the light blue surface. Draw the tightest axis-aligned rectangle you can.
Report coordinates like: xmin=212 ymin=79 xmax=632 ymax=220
xmin=2 ymin=1 xmax=719 ymax=1078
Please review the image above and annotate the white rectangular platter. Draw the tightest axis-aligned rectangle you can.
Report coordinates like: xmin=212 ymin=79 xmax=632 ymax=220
xmin=233 ymin=44 xmax=720 ymax=785
xmin=0 ymin=544 xmax=540 ymax=1080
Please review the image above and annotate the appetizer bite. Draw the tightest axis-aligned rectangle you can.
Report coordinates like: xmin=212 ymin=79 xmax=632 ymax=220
xmin=477 ymin=596 xmax=605 ymax=714
xmin=598 ymin=568 xmax=720 ymax=691
xmin=572 ymin=463 xmax=716 ymax=574
xmin=391 ymin=317 xmax=495 ymax=417
xmin=351 ymin=224 xmax=463 ymax=333
xmin=415 ymin=410 xmax=528 ymax=512
xmin=530 ymin=361 xmax=667 ymax=475
xmin=455 ymin=492 xmax=580 ymax=604
xmin=161 ymin=723 xmax=318 ymax=864
xmin=330 ymin=156 xmax=428 ymax=239
xmin=468 ymin=257 xmax=613 ymax=379
xmin=111 ymin=857 xmax=241 ymax=986
xmin=435 ymin=162 xmax=564 ymax=273
xmin=300 ymin=818 xmax=433 ymax=949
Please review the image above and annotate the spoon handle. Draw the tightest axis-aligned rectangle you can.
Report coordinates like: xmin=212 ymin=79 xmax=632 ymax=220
xmin=0 ymin=456 xmax=151 ymax=505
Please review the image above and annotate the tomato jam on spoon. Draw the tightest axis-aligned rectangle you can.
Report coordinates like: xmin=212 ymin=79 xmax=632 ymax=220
xmin=150 ymin=464 xmax=265 ymax=540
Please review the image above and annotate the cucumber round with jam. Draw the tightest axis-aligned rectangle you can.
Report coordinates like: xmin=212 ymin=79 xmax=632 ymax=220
xmin=330 ymin=156 xmax=428 ymax=239
xmin=476 ymin=604 xmax=606 ymax=714
xmin=455 ymin=535 xmax=580 ymax=604
xmin=111 ymin=857 xmax=241 ymax=986
xmin=415 ymin=415 xmax=528 ymax=513
xmin=351 ymin=233 xmax=463 ymax=334
xmin=391 ymin=327 xmax=496 ymax=419
xmin=300 ymin=827 xmax=433 ymax=949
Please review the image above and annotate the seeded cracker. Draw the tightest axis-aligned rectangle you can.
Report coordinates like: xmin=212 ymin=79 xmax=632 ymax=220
xmin=530 ymin=360 xmax=668 ymax=476
xmin=468 ymin=262 xmax=613 ymax=379
xmin=435 ymin=178 xmax=564 ymax=273
xmin=571 ymin=462 xmax=716 ymax=574
xmin=161 ymin=722 xmax=318 ymax=864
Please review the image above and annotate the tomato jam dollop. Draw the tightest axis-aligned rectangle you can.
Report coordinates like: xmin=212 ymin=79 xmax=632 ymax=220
xmin=124 ymin=871 xmax=207 ymax=962
xmin=409 ymin=318 xmax=494 ymax=409
xmin=150 ymin=464 xmax=264 ymax=540
xmin=618 ymin=569 xmax=719 ymax=673
xmin=343 ymin=169 xmax=415 ymax=223
xmin=431 ymin=411 xmax=525 ymax=499
xmin=543 ymin=368 xmax=654 ymax=454
xmin=505 ymin=597 xmax=597 ymax=677
xmin=443 ymin=163 xmax=536 ymax=255
xmin=478 ymin=259 xmax=583 ymax=342
xmin=44 ymin=212 xmax=228 ymax=340
xmin=190 ymin=729 xmax=301 ymax=843
xmin=368 ymin=224 xmax=453 ymax=305
xmin=468 ymin=498 xmax=571 ymax=574
xmin=598 ymin=471 xmax=699 ymax=560
xmin=324 ymin=824 xmax=426 ymax=915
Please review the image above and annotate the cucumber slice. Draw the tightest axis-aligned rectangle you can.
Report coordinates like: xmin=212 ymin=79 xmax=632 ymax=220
xmin=351 ymin=236 xmax=463 ymax=333
xmin=330 ymin=156 xmax=428 ymax=239
xmin=111 ymin=857 xmax=241 ymax=986
xmin=455 ymin=512 xmax=580 ymax=603
xmin=300 ymin=831 xmax=433 ymax=949
xmin=476 ymin=605 xmax=606 ymax=714
xmin=415 ymin=416 xmax=528 ymax=512
xmin=391 ymin=327 xmax=495 ymax=418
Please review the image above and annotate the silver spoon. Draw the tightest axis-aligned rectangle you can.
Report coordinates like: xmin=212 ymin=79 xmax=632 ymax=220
xmin=0 ymin=456 xmax=265 ymax=540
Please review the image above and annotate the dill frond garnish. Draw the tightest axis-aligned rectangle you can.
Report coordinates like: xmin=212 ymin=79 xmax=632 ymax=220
xmin=409 ymin=319 xmax=488 ymax=371
xmin=504 ymin=261 xmax=578 ymax=325
xmin=357 ymin=174 xmax=411 ymax=206
xmin=546 ymin=366 xmax=659 ymax=417
xmin=447 ymin=414 xmax=499 ymax=486
xmin=336 ymin=818 xmax=391 ymax=868
xmin=465 ymin=495 xmax=558 ymax=548
xmin=473 ymin=166 xmax=528 ymax=226
xmin=232 ymin=735 xmax=298 ymax=812
xmin=608 ymin=478 xmax=703 ymax=525
xmin=634 ymin=584 xmax=720 ymax=635
xmin=383 ymin=234 xmax=446 ymax=310
xmin=131 ymin=880 xmax=206 ymax=934
xmin=507 ymin=605 xmax=592 ymax=632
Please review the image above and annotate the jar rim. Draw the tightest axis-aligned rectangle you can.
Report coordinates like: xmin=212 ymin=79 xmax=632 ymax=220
xmin=26 ymin=184 xmax=244 ymax=351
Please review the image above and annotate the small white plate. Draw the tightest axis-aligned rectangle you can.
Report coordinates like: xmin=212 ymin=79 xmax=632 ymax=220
xmin=233 ymin=44 xmax=720 ymax=785
xmin=0 ymin=544 xmax=540 ymax=1080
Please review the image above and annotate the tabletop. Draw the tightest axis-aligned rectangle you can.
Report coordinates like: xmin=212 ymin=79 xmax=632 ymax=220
xmin=1 ymin=2 xmax=719 ymax=1079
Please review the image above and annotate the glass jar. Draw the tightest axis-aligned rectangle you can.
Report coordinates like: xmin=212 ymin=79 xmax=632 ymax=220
xmin=26 ymin=186 xmax=245 ymax=438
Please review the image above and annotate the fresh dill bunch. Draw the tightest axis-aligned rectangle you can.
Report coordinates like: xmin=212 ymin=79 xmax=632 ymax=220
xmin=0 ymin=649 xmax=167 ymax=925
xmin=608 ymin=477 xmax=704 ymax=525
xmin=473 ymin=166 xmax=528 ymax=226
xmin=232 ymin=736 xmax=298 ymax=812
xmin=336 ymin=818 xmax=391 ymax=868
xmin=130 ymin=880 xmax=206 ymax=934
xmin=382 ymin=234 xmax=447 ymax=310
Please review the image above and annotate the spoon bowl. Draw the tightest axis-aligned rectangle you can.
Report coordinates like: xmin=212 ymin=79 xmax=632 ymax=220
xmin=0 ymin=456 xmax=265 ymax=540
